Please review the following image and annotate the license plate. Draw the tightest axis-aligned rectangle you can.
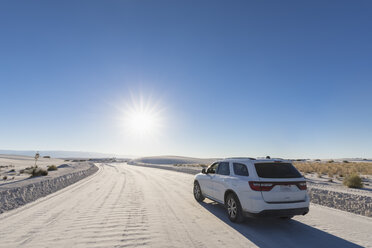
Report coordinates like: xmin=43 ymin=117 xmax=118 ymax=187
xmin=280 ymin=185 xmax=291 ymax=191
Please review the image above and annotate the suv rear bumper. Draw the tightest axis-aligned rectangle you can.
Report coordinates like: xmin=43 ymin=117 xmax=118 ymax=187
xmin=243 ymin=207 xmax=309 ymax=218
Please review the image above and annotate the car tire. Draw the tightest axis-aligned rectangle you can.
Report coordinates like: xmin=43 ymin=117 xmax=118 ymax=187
xmin=225 ymin=193 xmax=244 ymax=223
xmin=193 ymin=181 xmax=205 ymax=202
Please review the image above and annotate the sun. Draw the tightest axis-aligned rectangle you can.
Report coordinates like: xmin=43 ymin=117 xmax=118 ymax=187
xmin=128 ymin=109 xmax=157 ymax=136
xmin=121 ymin=93 xmax=164 ymax=138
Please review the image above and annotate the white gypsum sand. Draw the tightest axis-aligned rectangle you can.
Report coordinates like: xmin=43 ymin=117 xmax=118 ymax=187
xmin=0 ymin=163 xmax=370 ymax=248
xmin=0 ymin=154 xmax=97 ymax=212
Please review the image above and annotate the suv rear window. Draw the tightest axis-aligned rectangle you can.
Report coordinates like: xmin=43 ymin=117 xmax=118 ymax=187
xmin=254 ymin=163 xmax=302 ymax=178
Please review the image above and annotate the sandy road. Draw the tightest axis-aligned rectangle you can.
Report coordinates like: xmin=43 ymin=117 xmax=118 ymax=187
xmin=0 ymin=163 xmax=371 ymax=248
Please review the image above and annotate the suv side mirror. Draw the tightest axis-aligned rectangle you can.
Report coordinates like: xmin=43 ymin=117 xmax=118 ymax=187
xmin=202 ymin=168 xmax=206 ymax=174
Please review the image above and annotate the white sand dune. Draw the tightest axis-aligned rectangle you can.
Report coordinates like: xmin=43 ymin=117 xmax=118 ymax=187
xmin=0 ymin=154 xmax=65 ymax=169
xmin=0 ymin=154 xmax=93 ymax=188
xmin=0 ymin=154 xmax=67 ymax=187
xmin=0 ymin=163 xmax=371 ymax=248
xmin=131 ymin=155 xmax=217 ymax=165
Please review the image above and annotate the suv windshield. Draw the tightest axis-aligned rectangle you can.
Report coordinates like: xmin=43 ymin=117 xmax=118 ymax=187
xmin=254 ymin=163 xmax=302 ymax=178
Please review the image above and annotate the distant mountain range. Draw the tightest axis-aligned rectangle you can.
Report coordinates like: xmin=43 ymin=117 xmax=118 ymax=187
xmin=0 ymin=150 xmax=127 ymax=159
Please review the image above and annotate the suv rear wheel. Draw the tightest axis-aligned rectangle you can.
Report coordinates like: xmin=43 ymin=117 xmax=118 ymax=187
xmin=193 ymin=181 xmax=205 ymax=202
xmin=226 ymin=193 xmax=244 ymax=223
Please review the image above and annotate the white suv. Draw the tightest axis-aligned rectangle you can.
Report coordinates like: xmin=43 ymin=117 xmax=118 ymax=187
xmin=193 ymin=157 xmax=309 ymax=222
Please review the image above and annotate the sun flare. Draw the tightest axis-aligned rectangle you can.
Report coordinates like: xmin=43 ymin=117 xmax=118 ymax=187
xmin=121 ymin=93 xmax=164 ymax=139
xmin=128 ymin=110 xmax=157 ymax=135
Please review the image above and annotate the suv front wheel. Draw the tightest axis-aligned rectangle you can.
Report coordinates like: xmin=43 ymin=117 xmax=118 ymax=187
xmin=226 ymin=193 xmax=244 ymax=223
xmin=193 ymin=181 xmax=205 ymax=202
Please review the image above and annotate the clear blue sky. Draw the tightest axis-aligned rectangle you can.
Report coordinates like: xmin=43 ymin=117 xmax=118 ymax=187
xmin=1 ymin=0 xmax=371 ymax=158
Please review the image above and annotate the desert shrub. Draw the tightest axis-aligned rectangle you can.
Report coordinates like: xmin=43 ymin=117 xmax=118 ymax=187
xmin=343 ymin=174 xmax=363 ymax=188
xmin=47 ymin=165 xmax=58 ymax=171
xmin=343 ymin=160 xmax=349 ymax=163
xmin=3 ymin=176 xmax=7 ymax=180
xmin=328 ymin=160 xmax=334 ymax=163
xmin=8 ymin=169 xmax=15 ymax=172
xmin=30 ymin=167 xmax=48 ymax=177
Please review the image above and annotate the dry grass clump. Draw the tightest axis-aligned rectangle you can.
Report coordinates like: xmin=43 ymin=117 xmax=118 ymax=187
xmin=47 ymin=165 xmax=58 ymax=171
xmin=293 ymin=161 xmax=372 ymax=177
xmin=343 ymin=174 xmax=363 ymax=188
xmin=30 ymin=167 xmax=48 ymax=177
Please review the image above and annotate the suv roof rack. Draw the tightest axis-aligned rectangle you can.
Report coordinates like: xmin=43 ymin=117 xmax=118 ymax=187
xmin=256 ymin=157 xmax=284 ymax=160
xmin=225 ymin=157 xmax=256 ymax=160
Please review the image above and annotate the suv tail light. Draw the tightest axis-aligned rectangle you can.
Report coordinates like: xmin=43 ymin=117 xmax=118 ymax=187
xmin=249 ymin=181 xmax=307 ymax=191
xmin=297 ymin=182 xmax=307 ymax=190
xmin=249 ymin=181 xmax=274 ymax=191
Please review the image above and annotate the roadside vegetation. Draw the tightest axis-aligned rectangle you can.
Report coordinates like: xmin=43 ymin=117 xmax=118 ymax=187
xmin=47 ymin=165 xmax=58 ymax=171
xmin=19 ymin=166 xmax=49 ymax=177
xmin=293 ymin=161 xmax=372 ymax=177
xmin=1 ymin=163 xmax=60 ymax=182
xmin=293 ymin=161 xmax=371 ymax=189
xmin=343 ymin=174 xmax=363 ymax=188
xmin=30 ymin=167 xmax=48 ymax=177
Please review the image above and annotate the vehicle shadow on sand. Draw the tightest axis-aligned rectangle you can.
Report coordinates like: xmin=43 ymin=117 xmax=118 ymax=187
xmin=199 ymin=201 xmax=363 ymax=248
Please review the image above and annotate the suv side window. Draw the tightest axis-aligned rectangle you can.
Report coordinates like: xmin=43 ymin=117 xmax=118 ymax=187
xmin=217 ymin=162 xmax=230 ymax=175
xmin=233 ymin=163 xmax=249 ymax=176
xmin=207 ymin=162 xmax=219 ymax=174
